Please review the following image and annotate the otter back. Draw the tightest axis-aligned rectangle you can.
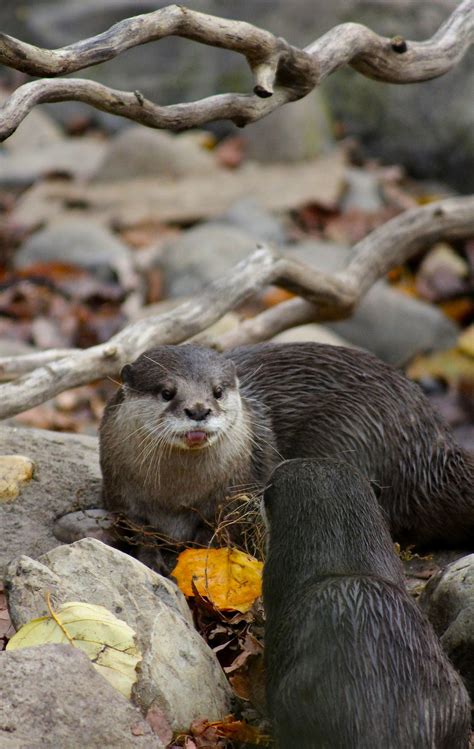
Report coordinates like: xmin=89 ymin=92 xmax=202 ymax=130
xmin=263 ymin=459 xmax=471 ymax=749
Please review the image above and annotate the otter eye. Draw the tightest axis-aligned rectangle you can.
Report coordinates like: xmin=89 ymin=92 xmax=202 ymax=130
xmin=213 ymin=386 xmax=224 ymax=400
xmin=161 ymin=388 xmax=175 ymax=401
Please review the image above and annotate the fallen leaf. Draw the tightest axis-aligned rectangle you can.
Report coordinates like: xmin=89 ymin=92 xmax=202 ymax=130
xmin=172 ymin=548 xmax=262 ymax=613
xmin=6 ymin=600 xmax=141 ymax=699
xmin=0 ymin=455 xmax=34 ymax=502
xmin=407 ymin=349 xmax=474 ymax=387
xmin=458 ymin=325 xmax=474 ymax=358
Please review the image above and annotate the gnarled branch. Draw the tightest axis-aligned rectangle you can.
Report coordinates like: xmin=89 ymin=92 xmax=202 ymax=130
xmin=0 ymin=196 xmax=473 ymax=420
xmin=0 ymin=1 xmax=473 ymax=139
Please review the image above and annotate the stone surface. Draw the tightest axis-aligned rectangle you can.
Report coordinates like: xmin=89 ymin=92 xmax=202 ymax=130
xmin=94 ymin=127 xmax=218 ymax=181
xmin=419 ymin=554 xmax=474 ymax=699
xmin=161 ymin=223 xmax=260 ymax=297
xmin=1 ymin=103 xmax=64 ymax=153
xmin=14 ymin=220 xmax=134 ymax=285
xmin=242 ymin=90 xmax=334 ymax=163
xmin=272 ymin=323 xmax=355 ymax=348
xmin=5 ymin=539 xmax=233 ymax=731
xmin=285 ymin=240 xmax=459 ymax=365
xmin=340 ymin=167 xmax=384 ymax=212
xmin=216 ymin=198 xmax=287 ymax=246
xmin=0 ymin=426 xmax=101 ymax=574
xmin=0 ymin=644 xmax=164 ymax=748
xmin=0 ymin=137 xmax=106 ymax=187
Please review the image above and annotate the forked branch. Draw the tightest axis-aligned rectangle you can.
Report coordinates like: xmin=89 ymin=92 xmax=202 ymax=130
xmin=0 ymin=1 xmax=473 ymax=139
xmin=0 ymin=197 xmax=473 ymax=419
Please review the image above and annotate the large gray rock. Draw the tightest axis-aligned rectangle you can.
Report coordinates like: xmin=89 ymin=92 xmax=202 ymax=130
xmin=14 ymin=220 xmax=134 ymax=285
xmin=216 ymin=198 xmax=287 ymax=246
xmin=0 ymin=644 xmax=164 ymax=748
xmin=5 ymin=539 xmax=233 ymax=731
xmin=94 ymin=127 xmax=218 ymax=181
xmin=0 ymin=426 xmax=101 ymax=575
xmin=242 ymin=90 xmax=334 ymax=163
xmin=0 ymin=137 xmax=106 ymax=187
xmin=285 ymin=240 xmax=459 ymax=365
xmin=419 ymin=554 xmax=474 ymax=699
xmin=161 ymin=223 xmax=259 ymax=297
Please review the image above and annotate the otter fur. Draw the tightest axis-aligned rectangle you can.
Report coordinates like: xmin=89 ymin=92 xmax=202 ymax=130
xmin=262 ymin=458 xmax=471 ymax=749
xmin=99 ymin=342 xmax=474 ymax=567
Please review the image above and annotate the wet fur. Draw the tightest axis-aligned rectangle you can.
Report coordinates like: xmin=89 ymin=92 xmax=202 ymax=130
xmin=263 ymin=459 xmax=471 ymax=749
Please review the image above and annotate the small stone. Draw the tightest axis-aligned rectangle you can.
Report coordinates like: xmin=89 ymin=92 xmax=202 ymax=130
xmin=53 ymin=509 xmax=115 ymax=544
xmin=216 ymin=198 xmax=286 ymax=245
xmin=0 ymin=455 xmax=34 ymax=502
xmin=341 ymin=167 xmax=383 ymax=213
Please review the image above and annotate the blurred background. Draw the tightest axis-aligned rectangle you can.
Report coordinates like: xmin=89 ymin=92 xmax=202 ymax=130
xmin=0 ymin=0 xmax=473 ymax=444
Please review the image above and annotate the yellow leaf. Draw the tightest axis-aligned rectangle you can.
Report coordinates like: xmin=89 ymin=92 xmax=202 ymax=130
xmin=407 ymin=348 xmax=474 ymax=387
xmin=0 ymin=455 xmax=34 ymax=502
xmin=6 ymin=601 xmax=141 ymax=699
xmin=172 ymin=548 xmax=262 ymax=613
xmin=458 ymin=324 xmax=474 ymax=358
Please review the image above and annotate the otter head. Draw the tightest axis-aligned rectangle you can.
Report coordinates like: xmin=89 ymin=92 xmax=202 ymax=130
xmin=119 ymin=345 xmax=241 ymax=450
xmin=263 ymin=458 xmax=404 ymax=586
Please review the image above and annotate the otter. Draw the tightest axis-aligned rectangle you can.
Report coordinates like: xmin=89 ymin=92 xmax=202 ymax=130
xmin=262 ymin=459 xmax=471 ymax=749
xmin=99 ymin=342 xmax=474 ymax=569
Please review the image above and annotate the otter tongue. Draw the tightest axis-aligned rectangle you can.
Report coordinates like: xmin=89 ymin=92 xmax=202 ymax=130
xmin=185 ymin=430 xmax=208 ymax=446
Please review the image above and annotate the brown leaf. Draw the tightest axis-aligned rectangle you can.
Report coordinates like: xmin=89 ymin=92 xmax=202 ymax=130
xmin=145 ymin=705 xmax=173 ymax=744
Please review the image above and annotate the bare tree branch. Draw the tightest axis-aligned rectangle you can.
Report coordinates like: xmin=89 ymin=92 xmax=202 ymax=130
xmin=0 ymin=197 xmax=473 ymax=419
xmin=0 ymin=1 xmax=473 ymax=140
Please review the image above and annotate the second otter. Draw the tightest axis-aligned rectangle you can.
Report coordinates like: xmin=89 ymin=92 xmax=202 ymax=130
xmin=99 ymin=342 xmax=474 ymax=568
xmin=262 ymin=459 xmax=471 ymax=749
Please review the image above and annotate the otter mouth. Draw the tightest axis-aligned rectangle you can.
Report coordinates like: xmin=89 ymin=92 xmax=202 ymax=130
xmin=184 ymin=430 xmax=210 ymax=448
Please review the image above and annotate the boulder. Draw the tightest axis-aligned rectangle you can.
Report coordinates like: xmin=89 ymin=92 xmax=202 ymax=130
xmin=0 ymin=426 xmax=101 ymax=575
xmin=94 ymin=127 xmax=218 ymax=181
xmin=5 ymin=538 xmax=233 ymax=731
xmin=14 ymin=220 xmax=135 ymax=286
xmin=419 ymin=554 xmax=474 ymax=699
xmin=285 ymin=240 xmax=459 ymax=365
xmin=161 ymin=223 xmax=259 ymax=297
xmin=0 ymin=644 xmax=164 ymax=748
xmin=0 ymin=138 xmax=106 ymax=187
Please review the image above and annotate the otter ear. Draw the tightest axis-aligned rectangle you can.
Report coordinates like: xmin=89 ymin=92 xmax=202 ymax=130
xmin=121 ymin=364 xmax=134 ymax=386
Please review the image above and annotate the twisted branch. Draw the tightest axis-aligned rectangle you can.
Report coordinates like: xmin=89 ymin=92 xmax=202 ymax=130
xmin=0 ymin=197 xmax=473 ymax=419
xmin=0 ymin=1 xmax=473 ymax=139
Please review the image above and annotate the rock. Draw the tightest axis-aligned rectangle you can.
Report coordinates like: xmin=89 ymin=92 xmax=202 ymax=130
xmin=161 ymin=223 xmax=259 ymax=297
xmin=216 ymin=198 xmax=287 ymax=246
xmin=5 ymin=539 xmax=233 ymax=731
xmin=0 ymin=137 xmax=106 ymax=187
xmin=272 ymin=324 xmax=355 ymax=348
xmin=416 ymin=242 xmax=470 ymax=302
xmin=284 ymin=240 xmax=459 ymax=365
xmin=94 ymin=127 xmax=218 ymax=181
xmin=0 ymin=644 xmax=164 ymax=748
xmin=341 ymin=167 xmax=384 ymax=212
xmin=14 ymin=220 xmax=134 ymax=285
xmin=53 ymin=508 xmax=115 ymax=544
xmin=242 ymin=90 xmax=334 ymax=163
xmin=419 ymin=554 xmax=474 ymax=699
xmin=0 ymin=425 xmax=101 ymax=575
xmin=0 ymin=339 xmax=37 ymax=357
xmin=1 ymin=103 xmax=63 ymax=153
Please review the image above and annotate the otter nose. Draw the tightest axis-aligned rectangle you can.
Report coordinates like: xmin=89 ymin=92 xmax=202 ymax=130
xmin=185 ymin=405 xmax=211 ymax=422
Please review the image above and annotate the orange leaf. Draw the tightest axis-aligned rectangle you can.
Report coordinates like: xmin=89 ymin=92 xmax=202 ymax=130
xmin=171 ymin=548 xmax=262 ymax=613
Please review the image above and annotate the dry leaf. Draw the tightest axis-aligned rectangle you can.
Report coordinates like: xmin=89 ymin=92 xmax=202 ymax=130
xmin=6 ymin=601 xmax=141 ymax=698
xmin=0 ymin=455 xmax=34 ymax=502
xmin=172 ymin=548 xmax=262 ymax=613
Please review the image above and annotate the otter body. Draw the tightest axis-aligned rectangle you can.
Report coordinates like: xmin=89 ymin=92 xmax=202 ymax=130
xmin=100 ymin=342 xmax=474 ymax=566
xmin=262 ymin=459 xmax=471 ymax=749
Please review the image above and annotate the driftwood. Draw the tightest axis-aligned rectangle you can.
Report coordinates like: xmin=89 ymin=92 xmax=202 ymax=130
xmin=0 ymin=3 xmax=473 ymax=418
xmin=0 ymin=1 xmax=473 ymax=139
xmin=0 ymin=197 xmax=473 ymax=419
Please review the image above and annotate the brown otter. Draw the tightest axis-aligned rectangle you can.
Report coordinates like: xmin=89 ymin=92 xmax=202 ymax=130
xmin=99 ymin=342 xmax=474 ymax=569
xmin=262 ymin=458 xmax=471 ymax=749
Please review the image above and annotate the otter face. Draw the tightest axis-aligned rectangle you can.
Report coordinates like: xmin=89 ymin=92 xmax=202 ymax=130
xmin=117 ymin=345 xmax=242 ymax=450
